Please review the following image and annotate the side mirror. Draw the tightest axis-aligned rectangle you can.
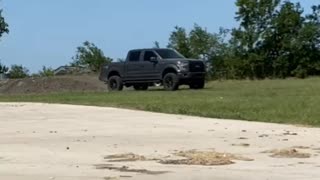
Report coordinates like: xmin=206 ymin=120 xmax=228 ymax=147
xmin=150 ymin=57 xmax=159 ymax=63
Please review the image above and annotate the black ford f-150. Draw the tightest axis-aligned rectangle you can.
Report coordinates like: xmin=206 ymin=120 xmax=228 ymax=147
xmin=99 ymin=48 xmax=206 ymax=91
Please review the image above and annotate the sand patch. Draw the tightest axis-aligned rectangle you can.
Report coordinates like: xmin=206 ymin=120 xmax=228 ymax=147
xmin=95 ymin=164 xmax=169 ymax=175
xmin=291 ymin=146 xmax=310 ymax=149
xmin=283 ymin=131 xmax=298 ymax=136
xmin=232 ymin=143 xmax=250 ymax=147
xmin=104 ymin=153 xmax=148 ymax=162
xmin=262 ymin=148 xmax=311 ymax=158
xmin=238 ymin=137 xmax=248 ymax=140
xmin=104 ymin=177 xmax=119 ymax=180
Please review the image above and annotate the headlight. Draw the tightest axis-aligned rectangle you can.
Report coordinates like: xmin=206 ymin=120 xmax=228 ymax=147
xmin=177 ymin=61 xmax=189 ymax=72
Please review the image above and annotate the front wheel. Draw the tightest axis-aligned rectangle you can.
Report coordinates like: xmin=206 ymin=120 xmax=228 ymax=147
xmin=108 ymin=76 xmax=123 ymax=91
xmin=163 ymin=73 xmax=179 ymax=91
xmin=189 ymin=79 xmax=205 ymax=89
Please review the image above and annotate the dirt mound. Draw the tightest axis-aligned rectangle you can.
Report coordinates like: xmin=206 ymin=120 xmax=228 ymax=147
xmin=159 ymin=150 xmax=253 ymax=166
xmin=0 ymin=75 xmax=107 ymax=94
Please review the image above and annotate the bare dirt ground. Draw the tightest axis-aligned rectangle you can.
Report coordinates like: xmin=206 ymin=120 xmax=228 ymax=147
xmin=0 ymin=75 xmax=107 ymax=94
xmin=0 ymin=103 xmax=320 ymax=180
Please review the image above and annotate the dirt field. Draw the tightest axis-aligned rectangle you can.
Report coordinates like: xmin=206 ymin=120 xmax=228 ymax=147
xmin=0 ymin=75 xmax=107 ymax=94
xmin=1 ymin=103 xmax=320 ymax=180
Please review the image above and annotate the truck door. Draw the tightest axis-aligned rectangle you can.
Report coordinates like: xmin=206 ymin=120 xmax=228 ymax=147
xmin=140 ymin=50 xmax=162 ymax=80
xmin=125 ymin=50 xmax=143 ymax=80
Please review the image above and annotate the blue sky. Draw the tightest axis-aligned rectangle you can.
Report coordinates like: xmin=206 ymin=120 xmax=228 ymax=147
xmin=0 ymin=0 xmax=319 ymax=72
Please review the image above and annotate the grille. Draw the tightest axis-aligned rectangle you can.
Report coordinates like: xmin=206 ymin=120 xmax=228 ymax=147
xmin=189 ymin=61 xmax=205 ymax=72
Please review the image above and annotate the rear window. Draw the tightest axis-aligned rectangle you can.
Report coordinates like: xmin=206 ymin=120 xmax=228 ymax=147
xmin=128 ymin=51 xmax=141 ymax=62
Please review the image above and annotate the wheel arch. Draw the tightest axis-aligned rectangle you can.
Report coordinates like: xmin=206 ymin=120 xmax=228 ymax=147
xmin=162 ymin=66 xmax=178 ymax=79
xmin=107 ymin=70 xmax=121 ymax=79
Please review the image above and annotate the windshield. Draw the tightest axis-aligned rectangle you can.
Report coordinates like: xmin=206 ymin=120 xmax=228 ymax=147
xmin=155 ymin=49 xmax=185 ymax=59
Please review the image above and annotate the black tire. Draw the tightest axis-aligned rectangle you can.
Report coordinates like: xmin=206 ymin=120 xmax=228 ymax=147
xmin=189 ymin=79 xmax=205 ymax=89
xmin=163 ymin=73 xmax=179 ymax=91
xmin=133 ymin=84 xmax=148 ymax=91
xmin=108 ymin=76 xmax=123 ymax=91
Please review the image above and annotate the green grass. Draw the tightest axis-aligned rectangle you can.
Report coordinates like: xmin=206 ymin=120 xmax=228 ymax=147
xmin=1 ymin=78 xmax=320 ymax=126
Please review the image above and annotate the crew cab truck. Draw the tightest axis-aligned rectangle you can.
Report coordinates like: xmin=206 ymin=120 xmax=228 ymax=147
xmin=99 ymin=48 xmax=206 ymax=91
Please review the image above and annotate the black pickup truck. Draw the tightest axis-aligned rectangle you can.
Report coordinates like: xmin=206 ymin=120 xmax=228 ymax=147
xmin=99 ymin=48 xmax=206 ymax=91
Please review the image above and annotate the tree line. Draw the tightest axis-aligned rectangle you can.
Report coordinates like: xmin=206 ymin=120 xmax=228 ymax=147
xmin=167 ymin=0 xmax=320 ymax=79
xmin=1 ymin=0 xmax=320 ymax=79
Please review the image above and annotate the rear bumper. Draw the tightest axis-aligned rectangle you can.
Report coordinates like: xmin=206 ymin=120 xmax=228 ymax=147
xmin=99 ymin=67 xmax=109 ymax=82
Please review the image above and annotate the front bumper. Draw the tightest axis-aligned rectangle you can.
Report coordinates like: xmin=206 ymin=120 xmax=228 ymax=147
xmin=178 ymin=72 xmax=206 ymax=80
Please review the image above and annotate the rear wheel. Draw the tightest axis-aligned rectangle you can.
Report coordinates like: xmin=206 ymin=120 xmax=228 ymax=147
xmin=108 ymin=76 xmax=123 ymax=91
xmin=189 ymin=79 xmax=205 ymax=89
xmin=133 ymin=84 xmax=148 ymax=91
xmin=163 ymin=73 xmax=179 ymax=91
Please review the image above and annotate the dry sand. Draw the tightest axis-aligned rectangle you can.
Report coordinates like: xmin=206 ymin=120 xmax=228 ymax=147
xmin=0 ymin=103 xmax=320 ymax=180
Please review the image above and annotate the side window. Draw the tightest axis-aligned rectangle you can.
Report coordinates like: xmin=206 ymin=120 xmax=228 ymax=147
xmin=128 ymin=51 xmax=141 ymax=62
xmin=144 ymin=51 xmax=157 ymax=61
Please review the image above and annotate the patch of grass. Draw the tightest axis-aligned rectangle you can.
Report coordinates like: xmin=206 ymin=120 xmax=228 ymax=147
xmin=1 ymin=78 xmax=319 ymax=126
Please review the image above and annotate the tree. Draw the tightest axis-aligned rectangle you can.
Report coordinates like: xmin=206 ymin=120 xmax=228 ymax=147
xmin=153 ymin=41 xmax=160 ymax=48
xmin=266 ymin=1 xmax=304 ymax=78
xmin=164 ymin=1 xmax=320 ymax=79
xmin=38 ymin=66 xmax=54 ymax=77
xmin=168 ymin=24 xmax=228 ymax=59
xmin=9 ymin=65 xmax=29 ymax=79
xmin=72 ymin=41 xmax=112 ymax=72
xmin=189 ymin=24 xmax=223 ymax=60
xmin=230 ymin=0 xmax=320 ymax=79
xmin=0 ymin=61 xmax=8 ymax=74
xmin=234 ymin=0 xmax=281 ymax=51
xmin=291 ymin=5 xmax=320 ymax=77
xmin=167 ymin=26 xmax=193 ymax=58
xmin=189 ymin=25 xmax=233 ymax=79
xmin=232 ymin=0 xmax=282 ymax=78
xmin=0 ymin=8 xmax=9 ymax=39
xmin=1 ymin=8 xmax=9 ymax=71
